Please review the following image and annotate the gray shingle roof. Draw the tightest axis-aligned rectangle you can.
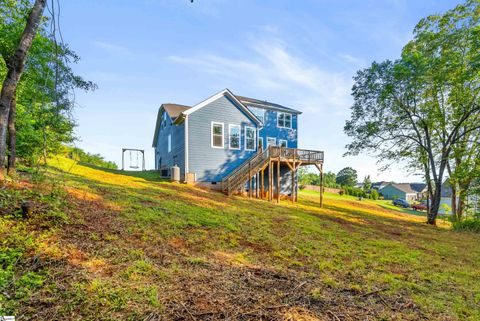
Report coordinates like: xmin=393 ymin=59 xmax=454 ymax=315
xmin=236 ymin=96 xmax=302 ymax=114
xmin=389 ymin=183 xmax=418 ymax=194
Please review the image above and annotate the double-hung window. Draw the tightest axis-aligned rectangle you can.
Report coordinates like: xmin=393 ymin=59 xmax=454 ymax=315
xmin=279 ymin=139 xmax=287 ymax=148
xmin=229 ymin=124 xmax=241 ymax=150
xmin=245 ymin=126 xmax=256 ymax=151
xmin=277 ymin=112 xmax=292 ymax=128
xmin=211 ymin=122 xmax=224 ymax=148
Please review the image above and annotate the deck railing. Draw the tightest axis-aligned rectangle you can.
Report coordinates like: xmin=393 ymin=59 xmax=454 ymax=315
xmin=222 ymin=146 xmax=324 ymax=194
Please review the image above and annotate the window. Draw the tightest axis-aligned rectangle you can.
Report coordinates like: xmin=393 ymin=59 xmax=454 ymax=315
xmin=167 ymin=134 xmax=171 ymax=152
xmin=245 ymin=126 xmax=256 ymax=151
xmin=267 ymin=137 xmax=276 ymax=147
xmin=277 ymin=112 xmax=292 ymax=128
xmin=258 ymin=137 xmax=264 ymax=150
xmin=211 ymin=122 xmax=224 ymax=148
xmin=229 ymin=124 xmax=241 ymax=150
xmin=279 ymin=139 xmax=287 ymax=148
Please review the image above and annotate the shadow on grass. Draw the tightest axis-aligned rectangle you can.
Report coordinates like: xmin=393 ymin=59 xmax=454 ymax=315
xmin=77 ymin=162 xmax=166 ymax=182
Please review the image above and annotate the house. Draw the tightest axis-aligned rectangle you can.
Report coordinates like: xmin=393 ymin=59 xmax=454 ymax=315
xmin=372 ymin=181 xmax=390 ymax=191
xmin=379 ymin=183 xmax=419 ymax=202
xmin=152 ymin=89 xmax=324 ymax=200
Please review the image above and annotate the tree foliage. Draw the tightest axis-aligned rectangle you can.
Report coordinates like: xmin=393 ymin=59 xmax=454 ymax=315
xmin=336 ymin=167 xmax=357 ymax=187
xmin=0 ymin=0 xmax=96 ymax=168
xmin=344 ymin=0 xmax=480 ymax=225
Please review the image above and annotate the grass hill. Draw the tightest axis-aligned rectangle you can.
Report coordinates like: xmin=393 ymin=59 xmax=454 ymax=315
xmin=1 ymin=157 xmax=480 ymax=320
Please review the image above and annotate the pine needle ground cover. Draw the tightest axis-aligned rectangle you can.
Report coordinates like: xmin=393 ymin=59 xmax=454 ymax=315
xmin=1 ymin=157 xmax=479 ymax=320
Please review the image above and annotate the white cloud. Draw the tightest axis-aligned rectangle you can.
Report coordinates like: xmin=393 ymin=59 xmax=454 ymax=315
xmin=93 ymin=41 xmax=133 ymax=56
xmin=166 ymin=37 xmax=420 ymax=182
xmin=168 ymin=38 xmax=352 ymax=114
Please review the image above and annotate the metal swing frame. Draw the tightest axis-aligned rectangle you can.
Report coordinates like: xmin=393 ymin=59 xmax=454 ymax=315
xmin=121 ymin=148 xmax=145 ymax=171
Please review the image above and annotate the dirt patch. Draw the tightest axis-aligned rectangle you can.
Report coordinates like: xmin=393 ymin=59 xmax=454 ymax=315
xmin=154 ymin=263 xmax=425 ymax=321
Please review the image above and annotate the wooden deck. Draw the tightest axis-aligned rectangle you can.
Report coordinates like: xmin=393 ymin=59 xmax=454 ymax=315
xmin=222 ymin=146 xmax=325 ymax=205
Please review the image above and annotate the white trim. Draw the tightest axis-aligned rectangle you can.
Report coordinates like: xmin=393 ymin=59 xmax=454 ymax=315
xmin=211 ymin=122 xmax=224 ymax=149
xmin=267 ymin=137 xmax=277 ymax=147
xmin=182 ymin=89 xmax=262 ymax=126
xmin=277 ymin=112 xmax=292 ymax=129
xmin=279 ymin=139 xmax=288 ymax=148
xmin=257 ymin=136 xmax=264 ymax=150
xmin=228 ymin=124 xmax=241 ymax=150
xmin=245 ymin=126 xmax=256 ymax=151
xmin=185 ymin=116 xmax=189 ymax=174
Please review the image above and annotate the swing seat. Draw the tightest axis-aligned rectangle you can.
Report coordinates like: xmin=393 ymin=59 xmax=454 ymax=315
xmin=129 ymin=166 xmax=139 ymax=169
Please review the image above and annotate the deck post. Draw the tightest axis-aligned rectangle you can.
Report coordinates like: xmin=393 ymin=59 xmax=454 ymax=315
xmin=320 ymin=163 xmax=324 ymax=207
xmin=248 ymin=162 xmax=252 ymax=198
xmin=269 ymin=160 xmax=273 ymax=201
xmin=277 ymin=159 xmax=280 ymax=203
xmin=261 ymin=168 xmax=264 ymax=199
xmin=291 ymin=162 xmax=295 ymax=203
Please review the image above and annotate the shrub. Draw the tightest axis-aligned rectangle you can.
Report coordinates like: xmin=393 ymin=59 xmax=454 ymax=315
xmin=453 ymin=219 xmax=480 ymax=233
xmin=370 ymin=189 xmax=379 ymax=200
xmin=338 ymin=190 xmax=345 ymax=196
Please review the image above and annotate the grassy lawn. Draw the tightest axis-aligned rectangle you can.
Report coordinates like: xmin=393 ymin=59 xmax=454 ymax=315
xmin=1 ymin=157 xmax=479 ymax=320
xmin=301 ymin=190 xmax=430 ymax=217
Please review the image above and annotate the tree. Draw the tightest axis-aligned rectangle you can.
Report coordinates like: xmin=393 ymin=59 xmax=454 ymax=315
xmin=363 ymin=175 xmax=372 ymax=193
xmin=336 ymin=167 xmax=357 ymax=187
xmin=344 ymin=0 xmax=480 ymax=225
xmin=323 ymin=171 xmax=337 ymax=188
xmin=0 ymin=0 xmax=47 ymax=178
xmin=0 ymin=1 xmax=95 ymax=172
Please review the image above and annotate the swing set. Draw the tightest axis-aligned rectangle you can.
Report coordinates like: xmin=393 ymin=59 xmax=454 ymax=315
xmin=121 ymin=148 xmax=145 ymax=171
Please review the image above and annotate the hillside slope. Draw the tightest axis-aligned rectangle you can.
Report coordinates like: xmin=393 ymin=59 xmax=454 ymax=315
xmin=2 ymin=157 xmax=479 ymax=320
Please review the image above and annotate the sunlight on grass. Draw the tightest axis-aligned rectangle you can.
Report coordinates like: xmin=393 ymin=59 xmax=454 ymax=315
xmin=3 ymin=158 xmax=479 ymax=320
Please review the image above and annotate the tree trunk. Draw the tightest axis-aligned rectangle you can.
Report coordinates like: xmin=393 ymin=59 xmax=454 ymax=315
xmin=0 ymin=0 xmax=47 ymax=175
xmin=427 ymin=178 xmax=443 ymax=225
xmin=450 ymin=183 xmax=458 ymax=221
xmin=7 ymin=95 xmax=16 ymax=176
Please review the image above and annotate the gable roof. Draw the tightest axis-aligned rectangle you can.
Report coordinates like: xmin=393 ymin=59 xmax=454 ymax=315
xmin=236 ymin=95 xmax=302 ymax=114
xmin=181 ymin=89 xmax=262 ymax=126
xmin=152 ymin=104 xmax=191 ymax=147
xmin=381 ymin=183 xmax=418 ymax=194
xmin=163 ymin=103 xmax=190 ymax=119
xmin=410 ymin=183 xmax=427 ymax=193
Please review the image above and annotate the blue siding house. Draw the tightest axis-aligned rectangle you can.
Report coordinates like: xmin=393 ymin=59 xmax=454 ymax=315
xmin=152 ymin=89 xmax=323 ymax=199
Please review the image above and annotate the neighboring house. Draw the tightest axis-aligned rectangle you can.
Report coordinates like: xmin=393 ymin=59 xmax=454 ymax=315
xmin=372 ymin=181 xmax=390 ymax=191
xmin=152 ymin=89 xmax=310 ymax=195
xmin=410 ymin=183 xmax=428 ymax=200
xmin=379 ymin=183 xmax=419 ymax=202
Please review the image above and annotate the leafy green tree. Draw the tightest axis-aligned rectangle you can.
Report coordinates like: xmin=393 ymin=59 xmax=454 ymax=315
xmin=363 ymin=175 xmax=372 ymax=193
xmin=0 ymin=0 xmax=47 ymax=177
xmin=336 ymin=167 xmax=357 ymax=187
xmin=344 ymin=0 xmax=480 ymax=225
xmin=323 ymin=171 xmax=337 ymax=188
xmin=0 ymin=0 xmax=95 ymax=171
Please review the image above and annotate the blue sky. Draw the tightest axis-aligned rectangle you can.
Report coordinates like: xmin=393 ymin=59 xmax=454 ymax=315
xmin=59 ymin=0 xmax=459 ymax=181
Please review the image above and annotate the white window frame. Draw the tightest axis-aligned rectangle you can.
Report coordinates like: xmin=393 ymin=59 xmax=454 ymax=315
xmin=277 ymin=112 xmax=292 ymax=129
xmin=267 ymin=137 xmax=277 ymax=147
xmin=279 ymin=139 xmax=288 ymax=148
xmin=228 ymin=124 xmax=241 ymax=150
xmin=211 ymin=122 xmax=224 ymax=149
xmin=167 ymin=133 xmax=172 ymax=153
xmin=258 ymin=137 xmax=264 ymax=150
xmin=244 ymin=126 xmax=256 ymax=151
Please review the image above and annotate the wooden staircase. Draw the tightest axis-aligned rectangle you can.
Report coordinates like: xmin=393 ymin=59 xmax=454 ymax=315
xmin=222 ymin=146 xmax=324 ymax=200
